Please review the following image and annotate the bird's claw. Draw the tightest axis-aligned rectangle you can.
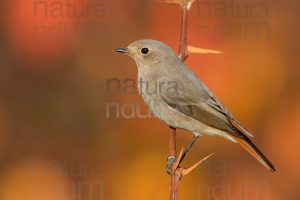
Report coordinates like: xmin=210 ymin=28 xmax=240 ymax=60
xmin=166 ymin=147 xmax=214 ymax=178
xmin=166 ymin=156 xmax=176 ymax=175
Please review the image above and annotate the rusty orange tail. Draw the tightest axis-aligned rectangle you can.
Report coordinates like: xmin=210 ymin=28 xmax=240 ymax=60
xmin=234 ymin=136 xmax=275 ymax=172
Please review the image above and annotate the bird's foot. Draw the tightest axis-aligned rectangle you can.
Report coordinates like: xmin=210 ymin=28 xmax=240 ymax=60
xmin=166 ymin=156 xmax=176 ymax=175
xmin=166 ymin=148 xmax=185 ymax=175
xmin=166 ymin=147 xmax=214 ymax=178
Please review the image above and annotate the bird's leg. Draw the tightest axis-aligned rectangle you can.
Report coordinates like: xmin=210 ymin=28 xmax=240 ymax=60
xmin=179 ymin=135 xmax=199 ymax=164
xmin=166 ymin=135 xmax=199 ymax=174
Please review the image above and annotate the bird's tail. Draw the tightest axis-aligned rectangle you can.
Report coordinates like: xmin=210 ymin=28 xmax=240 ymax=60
xmin=233 ymin=136 xmax=276 ymax=172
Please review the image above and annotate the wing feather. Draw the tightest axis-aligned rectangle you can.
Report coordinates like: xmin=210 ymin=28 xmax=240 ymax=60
xmin=161 ymin=88 xmax=253 ymax=139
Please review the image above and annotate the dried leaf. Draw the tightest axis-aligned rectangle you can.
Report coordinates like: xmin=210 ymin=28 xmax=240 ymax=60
xmin=188 ymin=45 xmax=223 ymax=54
xmin=154 ymin=0 xmax=182 ymax=5
xmin=172 ymin=147 xmax=184 ymax=172
xmin=155 ymin=0 xmax=197 ymax=9
xmin=182 ymin=153 xmax=214 ymax=176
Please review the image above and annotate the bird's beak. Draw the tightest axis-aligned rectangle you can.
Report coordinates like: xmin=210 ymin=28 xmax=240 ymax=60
xmin=114 ymin=47 xmax=129 ymax=54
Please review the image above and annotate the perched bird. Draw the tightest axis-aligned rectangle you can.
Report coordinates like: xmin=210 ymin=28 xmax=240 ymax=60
xmin=115 ymin=39 xmax=275 ymax=172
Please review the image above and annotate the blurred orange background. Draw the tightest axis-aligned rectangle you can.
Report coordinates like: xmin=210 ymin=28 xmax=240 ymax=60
xmin=0 ymin=0 xmax=299 ymax=199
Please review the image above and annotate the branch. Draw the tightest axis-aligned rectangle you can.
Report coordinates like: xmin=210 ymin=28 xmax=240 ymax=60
xmin=169 ymin=1 xmax=192 ymax=199
xmin=178 ymin=0 xmax=190 ymax=61
xmin=155 ymin=1 xmax=218 ymax=200
xmin=168 ymin=126 xmax=178 ymax=200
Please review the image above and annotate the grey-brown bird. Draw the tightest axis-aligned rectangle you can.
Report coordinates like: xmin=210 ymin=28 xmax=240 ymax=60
xmin=115 ymin=39 xmax=275 ymax=172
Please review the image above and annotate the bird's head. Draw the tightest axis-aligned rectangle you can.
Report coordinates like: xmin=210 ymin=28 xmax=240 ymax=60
xmin=115 ymin=39 xmax=180 ymax=67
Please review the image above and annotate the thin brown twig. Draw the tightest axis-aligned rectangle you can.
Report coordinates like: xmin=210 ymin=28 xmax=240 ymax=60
xmin=179 ymin=1 xmax=189 ymax=61
xmin=168 ymin=126 xmax=178 ymax=200
xmin=155 ymin=0 xmax=217 ymax=199
xmin=169 ymin=1 xmax=190 ymax=199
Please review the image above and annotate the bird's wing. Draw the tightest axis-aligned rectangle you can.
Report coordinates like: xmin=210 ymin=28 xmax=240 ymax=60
xmin=160 ymin=83 xmax=253 ymax=138
xmin=208 ymin=93 xmax=254 ymax=137
xmin=162 ymin=89 xmax=277 ymax=171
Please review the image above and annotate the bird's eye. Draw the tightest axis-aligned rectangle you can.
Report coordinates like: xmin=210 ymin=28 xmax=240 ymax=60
xmin=141 ymin=48 xmax=150 ymax=54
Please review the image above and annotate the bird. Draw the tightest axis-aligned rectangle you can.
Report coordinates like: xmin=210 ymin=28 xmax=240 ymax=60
xmin=115 ymin=39 xmax=275 ymax=172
